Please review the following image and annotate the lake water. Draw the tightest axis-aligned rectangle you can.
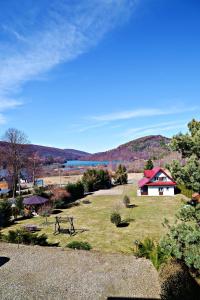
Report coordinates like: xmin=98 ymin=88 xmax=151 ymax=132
xmin=64 ymin=160 xmax=115 ymax=167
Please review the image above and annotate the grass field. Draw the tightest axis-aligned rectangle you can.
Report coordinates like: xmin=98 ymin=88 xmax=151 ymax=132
xmin=2 ymin=178 xmax=184 ymax=253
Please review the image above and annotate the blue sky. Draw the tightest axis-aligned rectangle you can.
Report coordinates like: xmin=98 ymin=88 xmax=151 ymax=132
xmin=0 ymin=0 xmax=200 ymax=153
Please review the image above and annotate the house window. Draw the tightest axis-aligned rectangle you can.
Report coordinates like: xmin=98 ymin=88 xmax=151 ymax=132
xmin=159 ymin=187 xmax=163 ymax=192
xmin=166 ymin=187 xmax=169 ymax=191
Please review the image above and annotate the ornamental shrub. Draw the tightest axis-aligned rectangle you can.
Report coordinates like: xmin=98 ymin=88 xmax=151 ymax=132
xmin=110 ymin=212 xmax=121 ymax=226
xmin=5 ymin=228 xmax=49 ymax=246
xmin=160 ymin=204 xmax=200 ymax=275
xmin=66 ymin=241 xmax=92 ymax=250
xmin=135 ymin=237 xmax=169 ymax=270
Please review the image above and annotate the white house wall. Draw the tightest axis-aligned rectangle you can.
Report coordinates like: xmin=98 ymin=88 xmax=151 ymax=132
xmin=148 ymin=186 xmax=174 ymax=196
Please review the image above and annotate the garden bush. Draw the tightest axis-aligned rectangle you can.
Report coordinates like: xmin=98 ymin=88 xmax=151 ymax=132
xmin=66 ymin=241 xmax=92 ymax=250
xmin=123 ymin=195 xmax=130 ymax=207
xmin=135 ymin=237 xmax=169 ymax=270
xmin=110 ymin=212 xmax=121 ymax=226
xmin=82 ymin=169 xmax=111 ymax=192
xmin=65 ymin=181 xmax=84 ymax=201
xmin=5 ymin=228 xmax=50 ymax=246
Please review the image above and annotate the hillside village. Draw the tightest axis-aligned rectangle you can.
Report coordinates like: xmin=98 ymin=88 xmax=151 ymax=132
xmin=0 ymin=120 xmax=200 ymax=299
xmin=0 ymin=1 xmax=200 ymax=299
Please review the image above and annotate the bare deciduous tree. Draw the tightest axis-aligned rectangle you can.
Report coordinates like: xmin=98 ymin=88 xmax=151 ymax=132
xmin=3 ymin=128 xmax=29 ymax=198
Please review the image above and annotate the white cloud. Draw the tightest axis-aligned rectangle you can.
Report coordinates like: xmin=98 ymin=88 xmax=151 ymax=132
xmin=0 ymin=0 xmax=135 ymax=116
xmin=92 ymin=106 xmax=197 ymax=122
xmin=0 ymin=99 xmax=22 ymax=111
xmin=120 ymin=120 xmax=188 ymax=139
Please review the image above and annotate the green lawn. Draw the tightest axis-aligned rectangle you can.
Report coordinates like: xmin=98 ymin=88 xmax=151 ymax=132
xmin=2 ymin=183 xmax=184 ymax=253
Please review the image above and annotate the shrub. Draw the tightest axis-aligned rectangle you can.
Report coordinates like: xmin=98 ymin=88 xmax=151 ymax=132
xmin=65 ymin=181 xmax=84 ymax=201
xmin=82 ymin=169 xmax=111 ymax=192
xmin=38 ymin=204 xmax=53 ymax=224
xmin=67 ymin=241 xmax=92 ymax=250
xmin=123 ymin=195 xmax=130 ymax=207
xmin=176 ymin=184 xmax=193 ymax=198
xmin=160 ymin=204 xmax=200 ymax=275
xmin=5 ymin=228 xmax=49 ymax=246
xmin=110 ymin=212 xmax=121 ymax=226
xmin=0 ymin=200 xmax=12 ymax=227
xmin=159 ymin=259 xmax=200 ymax=300
xmin=135 ymin=237 xmax=169 ymax=270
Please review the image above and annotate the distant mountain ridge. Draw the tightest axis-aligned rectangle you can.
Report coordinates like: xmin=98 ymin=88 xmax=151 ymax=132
xmin=0 ymin=135 xmax=171 ymax=163
xmin=82 ymin=135 xmax=171 ymax=161
xmin=0 ymin=141 xmax=89 ymax=162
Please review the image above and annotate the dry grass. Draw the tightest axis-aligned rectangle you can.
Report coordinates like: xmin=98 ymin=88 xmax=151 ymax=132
xmin=2 ymin=174 xmax=184 ymax=253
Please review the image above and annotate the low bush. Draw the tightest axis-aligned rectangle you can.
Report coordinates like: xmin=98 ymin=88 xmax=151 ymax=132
xmin=159 ymin=259 xmax=200 ymax=300
xmin=134 ymin=237 xmax=169 ymax=270
xmin=176 ymin=185 xmax=193 ymax=198
xmin=123 ymin=195 xmax=130 ymax=207
xmin=65 ymin=181 xmax=84 ymax=201
xmin=110 ymin=212 xmax=121 ymax=226
xmin=5 ymin=228 xmax=50 ymax=246
xmin=66 ymin=241 xmax=92 ymax=250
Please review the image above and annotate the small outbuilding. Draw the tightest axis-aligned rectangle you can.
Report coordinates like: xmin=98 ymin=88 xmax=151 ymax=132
xmin=137 ymin=167 xmax=176 ymax=196
xmin=23 ymin=195 xmax=49 ymax=211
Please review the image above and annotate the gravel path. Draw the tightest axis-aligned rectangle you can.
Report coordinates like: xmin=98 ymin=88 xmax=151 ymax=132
xmin=0 ymin=243 xmax=160 ymax=300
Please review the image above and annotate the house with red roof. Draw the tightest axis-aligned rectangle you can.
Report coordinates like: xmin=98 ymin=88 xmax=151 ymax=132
xmin=137 ymin=167 xmax=176 ymax=196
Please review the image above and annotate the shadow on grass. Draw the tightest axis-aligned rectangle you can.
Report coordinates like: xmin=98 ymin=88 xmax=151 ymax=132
xmin=0 ymin=257 xmax=10 ymax=267
xmin=52 ymin=209 xmax=63 ymax=214
xmin=127 ymin=204 xmax=138 ymax=208
xmin=117 ymin=222 xmax=129 ymax=228
xmin=54 ymin=228 xmax=89 ymax=236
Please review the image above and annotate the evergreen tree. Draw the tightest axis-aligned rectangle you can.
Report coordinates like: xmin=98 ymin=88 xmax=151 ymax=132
xmin=114 ymin=164 xmax=128 ymax=185
xmin=144 ymin=159 xmax=154 ymax=170
xmin=160 ymin=204 xmax=200 ymax=275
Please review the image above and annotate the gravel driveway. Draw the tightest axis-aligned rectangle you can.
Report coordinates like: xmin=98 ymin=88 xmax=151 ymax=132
xmin=0 ymin=243 xmax=160 ymax=300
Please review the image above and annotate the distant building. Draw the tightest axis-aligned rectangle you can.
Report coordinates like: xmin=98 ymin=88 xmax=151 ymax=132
xmin=0 ymin=178 xmax=10 ymax=195
xmin=137 ymin=167 xmax=176 ymax=196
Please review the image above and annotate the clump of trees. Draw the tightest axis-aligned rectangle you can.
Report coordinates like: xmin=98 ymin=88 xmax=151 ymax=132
xmin=114 ymin=164 xmax=128 ymax=185
xmin=144 ymin=159 xmax=154 ymax=170
xmin=82 ymin=169 xmax=111 ymax=192
xmin=167 ymin=119 xmax=200 ymax=193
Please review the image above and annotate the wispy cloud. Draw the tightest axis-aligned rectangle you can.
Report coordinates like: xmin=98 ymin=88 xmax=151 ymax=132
xmin=91 ymin=106 xmax=197 ymax=122
xmin=0 ymin=0 xmax=136 ymax=120
xmin=119 ymin=120 xmax=188 ymax=139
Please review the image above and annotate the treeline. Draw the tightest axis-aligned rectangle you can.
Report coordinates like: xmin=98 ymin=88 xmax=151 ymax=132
xmin=53 ymin=165 xmax=128 ymax=208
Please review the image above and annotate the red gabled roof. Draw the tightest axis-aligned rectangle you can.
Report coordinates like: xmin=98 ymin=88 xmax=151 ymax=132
xmin=138 ymin=167 xmax=176 ymax=188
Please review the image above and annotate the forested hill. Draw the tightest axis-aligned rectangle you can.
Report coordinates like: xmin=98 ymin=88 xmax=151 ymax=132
xmin=82 ymin=135 xmax=171 ymax=161
xmin=0 ymin=142 xmax=89 ymax=162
